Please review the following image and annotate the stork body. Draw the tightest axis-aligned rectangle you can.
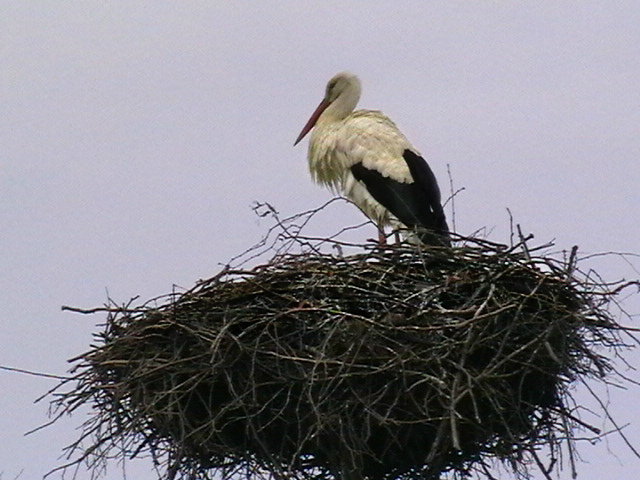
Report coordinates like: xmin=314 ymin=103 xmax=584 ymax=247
xmin=294 ymin=72 xmax=450 ymax=246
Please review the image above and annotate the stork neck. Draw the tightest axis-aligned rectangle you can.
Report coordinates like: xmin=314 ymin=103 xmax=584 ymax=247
xmin=321 ymin=88 xmax=360 ymax=122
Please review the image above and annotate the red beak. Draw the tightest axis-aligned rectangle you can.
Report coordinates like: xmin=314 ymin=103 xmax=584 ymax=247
xmin=294 ymin=98 xmax=330 ymax=146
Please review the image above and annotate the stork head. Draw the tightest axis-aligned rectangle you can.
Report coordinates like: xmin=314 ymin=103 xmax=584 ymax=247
xmin=294 ymin=71 xmax=362 ymax=146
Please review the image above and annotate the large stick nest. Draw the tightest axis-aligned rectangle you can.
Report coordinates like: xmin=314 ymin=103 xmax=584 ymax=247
xmin=53 ymin=203 xmax=637 ymax=480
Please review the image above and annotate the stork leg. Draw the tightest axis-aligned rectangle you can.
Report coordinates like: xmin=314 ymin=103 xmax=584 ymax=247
xmin=377 ymin=225 xmax=387 ymax=245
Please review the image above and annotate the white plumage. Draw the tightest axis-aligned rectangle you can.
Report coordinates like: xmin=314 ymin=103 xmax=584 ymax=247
xmin=294 ymin=72 xmax=450 ymax=246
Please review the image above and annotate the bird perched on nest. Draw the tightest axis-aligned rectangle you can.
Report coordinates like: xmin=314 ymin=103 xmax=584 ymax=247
xmin=294 ymin=71 xmax=451 ymax=246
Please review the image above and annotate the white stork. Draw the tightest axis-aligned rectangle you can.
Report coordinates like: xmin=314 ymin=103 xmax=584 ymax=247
xmin=294 ymin=72 xmax=451 ymax=246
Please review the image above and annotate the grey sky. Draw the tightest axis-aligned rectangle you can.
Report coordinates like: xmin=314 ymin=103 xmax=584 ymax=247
xmin=1 ymin=2 xmax=639 ymax=479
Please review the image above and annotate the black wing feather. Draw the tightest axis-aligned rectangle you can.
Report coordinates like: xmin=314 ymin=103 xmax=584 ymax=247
xmin=350 ymin=149 xmax=450 ymax=246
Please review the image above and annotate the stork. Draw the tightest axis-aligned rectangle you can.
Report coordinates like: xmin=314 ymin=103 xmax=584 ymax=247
xmin=294 ymin=72 xmax=451 ymax=246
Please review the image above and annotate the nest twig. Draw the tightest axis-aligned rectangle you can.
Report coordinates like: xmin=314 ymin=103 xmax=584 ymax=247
xmin=50 ymin=201 xmax=638 ymax=480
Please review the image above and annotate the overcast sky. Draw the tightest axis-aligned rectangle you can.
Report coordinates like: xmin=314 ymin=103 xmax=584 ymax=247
xmin=1 ymin=2 xmax=639 ymax=479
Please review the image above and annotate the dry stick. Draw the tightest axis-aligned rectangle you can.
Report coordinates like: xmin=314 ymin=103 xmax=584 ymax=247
xmin=445 ymin=163 xmax=461 ymax=234
xmin=581 ymin=378 xmax=640 ymax=460
xmin=548 ymin=405 xmax=601 ymax=435
xmin=566 ymin=245 xmax=579 ymax=281
xmin=531 ymin=449 xmax=556 ymax=480
xmin=0 ymin=364 xmax=70 ymax=381
xmin=516 ymin=224 xmax=533 ymax=261
xmin=62 ymin=305 xmax=134 ymax=314
xmin=561 ymin=407 xmax=579 ymax=479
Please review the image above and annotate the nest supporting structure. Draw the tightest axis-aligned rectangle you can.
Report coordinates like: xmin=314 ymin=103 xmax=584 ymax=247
xmin=52 ymin=206 xmax=636 ymax=480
